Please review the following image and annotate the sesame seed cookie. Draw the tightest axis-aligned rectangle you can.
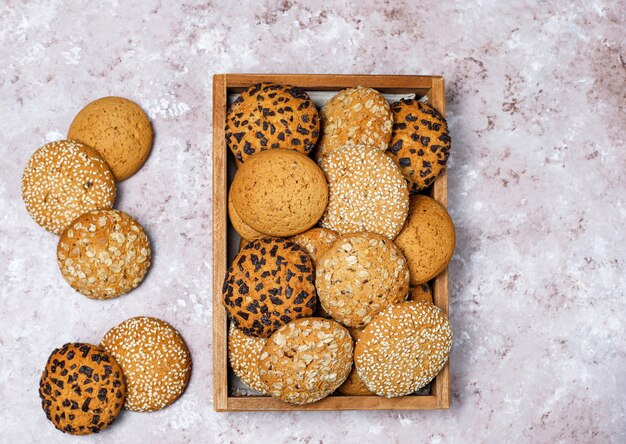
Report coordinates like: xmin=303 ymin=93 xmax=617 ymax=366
xmin=228 ymin=323 xmax=267 ymax=394
xmin=355 ymin=301 xmax=452 ymax=397
xmin=21 ymin=140 xmax=116 ymax=235
xmin=316 ymin=86 xmax=393 ymax=162
xmin=320 ymin=144 xmax=409 ymax=239
xmin=228 ymin=188 xmax=263 ymax=241
xmin=57 ymin=209 xmax=151 ymax=300
xmin=394 ymin=195 xmax=455 ymax=285
xmin=316 ymin=232 xmax=409 ymax=328
xmin=337 ymin=327 xmax=373 ymax=396
xmin=230 ymin=149 xmax=328 ymax=237
xmin=226 ymin=83 xmax=320 ymax=162
xmin=68 ymin=96 xmax=153 ymax=181
xmin=100 ymin=317 xmax=191 ymax=412
xmin=288 ymin=227 xmax=338 ymax=267
xmin=388 ymin=99 xmax=451 ymax=192
xmin=407 ymin=284 xmax=433 ymax=303
xmin=39 ymin=343 xmax=125 ymax=435
xmin=222 ymin=238 xmax=317 ymax=338
xmin=258 ymin=317 xmax=353 ymax=405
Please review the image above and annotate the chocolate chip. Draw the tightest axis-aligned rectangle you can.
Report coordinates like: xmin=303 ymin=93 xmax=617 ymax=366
xmin=399 ymin=158 xmax=411 ymax=167
xmin=389 ymin=140 xmax=403 ymax=153
xmin=79 ymin=365 xmax=93 ymax=378
xmin=405 ymin=113 xmax=417 ymax=122
xmin=98 ymin=388 xmax=107 ymax=402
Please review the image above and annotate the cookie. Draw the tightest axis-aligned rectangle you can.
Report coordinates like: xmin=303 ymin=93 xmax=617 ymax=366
xmin=21 ymin=140 xmax=116 ymax=235
xmin=258 ymin=318 xmax=353 ymax=405
xmin=39 ymin=343 xmax=125 ymax=435
xmin=337 ymin=327 xmax=372 ymax=396
xmin=57 ymin=209 xmax=151 ymax=300
xmin=228 ymin=188 xmax=263 ymax=240
xmin=320 ymin=144 xmax=409 ymax=239
xmin=101 ymin=317 xmax=191 ymax=412
xmin=288 ymin=227 xmax=338 ymax=266
xmin=316 ymin=86 xmax=393 ymax=162
xmin=228 ymin=323 xmax=267 ymax=394
xmin=355 ymin=301 xmax=452 ymax=397
xmin=230 ymin=149 xmax=328 ymax=237
xmin=68 ymin=96 xmax=153 ymax=181
xmin=388 ymin=99 xmax=451 ymax=192
xmin=225 ymin=83 xmax=320 ymax=162
xmin=408 ymin=284 xmax=433 ymax=303
xmin=316 ymin=232 xmax=409 ymax=328
xmin=222 ymin=238 xmax=317 ymax=338
xmin=394 ymin=195 xmax=455 ymax=285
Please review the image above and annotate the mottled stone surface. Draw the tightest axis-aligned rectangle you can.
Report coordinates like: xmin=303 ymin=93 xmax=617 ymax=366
xmin=0 ymin=1 xmax=624 ymax=443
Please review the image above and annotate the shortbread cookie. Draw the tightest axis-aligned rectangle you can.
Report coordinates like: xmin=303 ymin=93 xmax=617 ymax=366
xmin=316 ymin=232 xmax=409 ymax=328
xmin=68 ymin=96 xmax=153 ymax=181
xmin=288 ymin=227 xmax=338 ymax=266
xmin=231 ymin=149 xmax=328 ymax=237
xmin=226 ymin=83 xmax=320 ymax=162
xmin=258 ymin=318 xmax=353 ymax=404
xmin=222 ymin=238 xmax=317 ymax=338
xmin=39 ymin=343 xmax=125 ymax=435
xmin=394 ymin=195 xmax=455 ymax=285
xmin=228 ymin=188 xmax=263 ymax=240
xmin=228 ymin=324 xmax=267 ymax=394
xmin=388 ymin=99 xmax=451 ymax=192
xmin=337 ymin=327 xmax=372 ymax=396
xmin=355 ymin=301 xmax=452 ymax=397
xmin=316 ymin=86 xmax=392 ymax=162
xmin=57 ymin=209 xmax=151 ymax=300
xmin=101 ymin=317 xmax=191 ymax=412
xmin=22 ymin=140 xmax=116 ymax=235
xmin=407 ymin=284 xmax=433 ymax=303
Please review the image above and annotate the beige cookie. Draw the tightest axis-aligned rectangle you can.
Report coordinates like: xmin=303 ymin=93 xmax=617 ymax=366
xmin=258 ymin=318 xmax=353 ymax=405
xmin=228 ymin=188 xmax=263 ymax=240
xmin=337 ymin=327 xmax=373 ymax=396
xmin=320 ymin=144 xmax=408 ymax=239
xmin=408 ymin=284 xmax=433 ymax=303
xmin=228 ymin=324 xmax=267 ymax=394
xmin=394 ymin=195 xmax=455 ymax=285
xmin=68 ymin=96 xmax=153 ymax=181
xmin=230 ymin=149 xmax=328 ymax=237
xmin=21 ymin=140 xmax=116 ymax=235
xmin=316 ymin=232 xmax=409 ymax=328
xmin=288 ymin=227 xmax=338 ymax=266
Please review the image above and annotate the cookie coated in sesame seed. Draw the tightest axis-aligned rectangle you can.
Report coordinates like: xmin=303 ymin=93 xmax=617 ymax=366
xmin=228 ymin=323 xmax=267 ymax=394
xmin=258 ymin=317 xmax=353 ymax=405
xmin=230 ymin=149 xmax=328 ymax=237
xmin=407 ymin=283 xmax=433 ymax=303
xmin=355 ymin=301 xmax=452 ymax=398
xmin=387 ymin=99 xmax=451 ymax=192
xmin=21 ymin=140 xmax=116 ymax=235
xmin=228 ymin=187 xmax=263 ymax=241
xmin=394 ymin=195 xmax=455 ymax=285
xmin=223 ymin=238 xmax=317 ymax=338
xmin=320 ymin=144 xmax=409 ymax=239
xmin=226 ymin=83 xmax=320 ymax=162
xmin=337 ymin=327 xmax=373 ymax=396
xmin=100 ymin=317 xmax=191 ymax=412
xmin=316 ymin=86 xmax=393 ymax=162
xmin=39 ymin=342 xmax=126 ymax=435
xmin=57 ymin=209 xmax=151 ymax=300
xmin=316 ymin=232 xmax=409 ymax=328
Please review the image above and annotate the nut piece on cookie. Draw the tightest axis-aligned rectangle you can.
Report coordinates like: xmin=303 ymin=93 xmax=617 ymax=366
xmin=316 ymin=232 xmax=409 ymax=328
xmin=228 ymin=323 xmax=267 ymax=394
xmin=258 ymin=317 xmax=353 ymax=404
xmin=226 ymin=82 xmax=320 ymax=162
xmin=222 ymin=237 xmax=317 ymax=338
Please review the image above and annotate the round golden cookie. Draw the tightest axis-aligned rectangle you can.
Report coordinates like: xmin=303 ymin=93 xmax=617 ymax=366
xmin=231 ymin=149 xmax=328 ymax=237
xmin=21 ymin=140 xmax=116 ymax=235
xmin=57 ymin=209 xmax=151 ymax=300
xmin=39 ymin=342 xmax=126 ymax=435
xmin=288 ymin=227 xmax=338 ymax=266
xmin=258 ymin=317 xmax=353 ymax=405
xmin=228 ymin=188 xmax=263 ymax=240
xmin=101 ymin=317 xmax=191 ymax=412
xmin=355 ymin=301 xmax=452 ymax=397
xmin=228 ymin=324 xmax=267 ymax=394
xmin=225 ymin=83 xmax=320 ymax=162
xmin=222 ymin=238 xmax=317 ymax=338
xmin=388 ymin=99 xmax=451 ymax=192
xmin=68 ymin=96 xmax=153 ymax=181
xmin=337 ymin=327 xmax=373 ymax=396
xmin=320 ymin=144 xmax=408 ymax=239
xmin=408 ymin=284 xmax=433 ymax=303
xmin=394 ymin=195 xmax=455 ymax=285
xmin=316 ymin=232 xmax=409 ymax=328
xmin=316 ymin=86 xmax=393 ymax=162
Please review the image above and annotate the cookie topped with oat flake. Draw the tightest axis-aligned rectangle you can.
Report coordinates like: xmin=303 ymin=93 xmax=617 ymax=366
xmin=288 ymin=227 xmax=338 ymax=267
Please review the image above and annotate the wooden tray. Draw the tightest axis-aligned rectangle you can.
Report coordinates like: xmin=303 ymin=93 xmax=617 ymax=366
xmin=212 ymin=74 xmax=450 ymax=411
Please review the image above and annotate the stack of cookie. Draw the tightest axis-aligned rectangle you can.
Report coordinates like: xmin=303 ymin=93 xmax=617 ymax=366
xmin=223 ymin=83 xmax=455 ymax=404
xmin=21 ymin=97 xmax=153 ymax=300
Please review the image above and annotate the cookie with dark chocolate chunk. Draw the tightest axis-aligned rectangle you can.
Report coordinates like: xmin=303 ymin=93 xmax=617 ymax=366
xmin=39 ymin=343 xmax=125 ymax=435
xmin=225 ymin=82 xmax=320 ymax=162
xmin=222 ymin=237 xmax=317 ymax=338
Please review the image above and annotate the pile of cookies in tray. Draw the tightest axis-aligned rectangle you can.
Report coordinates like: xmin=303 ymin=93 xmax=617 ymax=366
xmin=20 ymin=98 xmax=192 ymax=434
xmin=223 ymin=83 xmax=455 ymax=405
